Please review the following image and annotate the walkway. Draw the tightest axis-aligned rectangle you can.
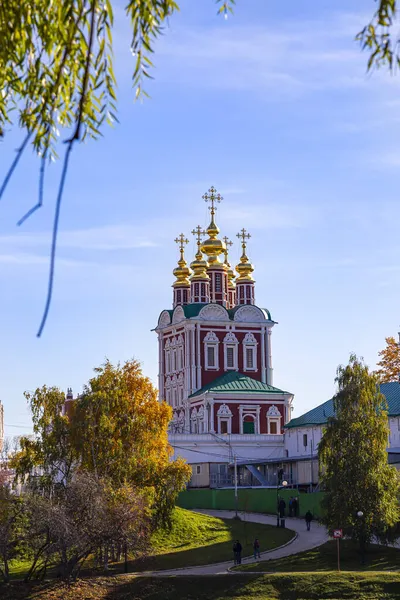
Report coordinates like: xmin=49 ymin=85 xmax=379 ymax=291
xmin=138 ymin=509 xmax=329 ymax=576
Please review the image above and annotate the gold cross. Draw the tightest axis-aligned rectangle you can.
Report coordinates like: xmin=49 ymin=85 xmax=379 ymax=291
xmin=223 ymin=236 xmax=233 ymax=248
xmin=191 ymin=225 xmax=206 ymax=246
xmin=202 ymin=185 xmax=223 ymax=216
xmin=174 ymin=233 xmax=189 ymax=255
xmin=236 ymin=228 xmax=251 ymax=244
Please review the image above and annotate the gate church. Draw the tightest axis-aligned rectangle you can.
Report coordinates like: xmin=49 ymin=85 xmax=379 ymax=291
xmin=154 ymin=187 xmax=293 ymax=485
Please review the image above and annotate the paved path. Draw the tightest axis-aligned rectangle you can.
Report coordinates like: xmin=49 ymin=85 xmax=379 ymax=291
xmin=137 ymin=509 xmax=329 ymax=576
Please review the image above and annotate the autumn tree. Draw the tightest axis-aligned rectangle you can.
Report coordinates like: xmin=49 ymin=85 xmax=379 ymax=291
xmin=14 ymin=358 xmax=191 ymax=526
xmin=376 ymin=336 xmax=400 ymax=383
xmin=11 ymin=386 xmax=76 ymax=491
xmin=319 ymin=354 xmax=400 ymax=558
xmin=72 ymin=359 xmax=191 ymax=527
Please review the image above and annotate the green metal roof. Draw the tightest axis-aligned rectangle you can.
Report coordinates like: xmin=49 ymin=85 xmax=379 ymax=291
xmin=182 ymin=304 xmax=208 ymax=318
xmin=285 ymin=382 xmax=400 ymax=429
xmin=158 ymin=303 xmax=273 ymax=324
xmin=189 ymin=371 xmax=289 ymax=398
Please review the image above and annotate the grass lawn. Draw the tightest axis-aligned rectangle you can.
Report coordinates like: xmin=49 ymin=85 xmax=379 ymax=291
xmin=8 ymin=508 xmax=294 ymax=579
xmin=235 ymin=540 xmax=400 ymax=572
xmin=121 ymin=508 xmax=294 ymax=571
xmin=2 ymin=572 xmax=400 ymax=599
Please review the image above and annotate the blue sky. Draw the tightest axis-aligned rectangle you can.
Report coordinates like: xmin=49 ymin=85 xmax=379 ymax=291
xmin=1 ymin=0 xmax=400 ymax=441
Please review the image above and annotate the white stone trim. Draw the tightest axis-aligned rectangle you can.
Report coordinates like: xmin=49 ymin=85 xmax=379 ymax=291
xmin=204 ymin=330 xmax=219 ymax=370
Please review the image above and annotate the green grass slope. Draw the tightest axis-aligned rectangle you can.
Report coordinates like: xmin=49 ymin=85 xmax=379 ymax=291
xmin=235 ymin=540 xmax=400 ymax=572
xmin=130 ymin=507 xmax=294 ymax=571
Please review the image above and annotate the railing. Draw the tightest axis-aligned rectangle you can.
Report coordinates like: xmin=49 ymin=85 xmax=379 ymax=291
xmin=169 ymin=433 xmax=284 ymax=443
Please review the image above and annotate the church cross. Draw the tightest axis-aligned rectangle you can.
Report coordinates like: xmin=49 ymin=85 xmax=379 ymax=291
xmin=202 ymin=185 xmax=223 ymax=216
xmin=236 ymin=228 xmax=251 ymax=245
xmin=191 ymin=225 xmax=206 ymax=246
xmin=174 ymin=233 xmax=189 ymax=257
xmin=223 ymin=236 xmax=233 ymax=249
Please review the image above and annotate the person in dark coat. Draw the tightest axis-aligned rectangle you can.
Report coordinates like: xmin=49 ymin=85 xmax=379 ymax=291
xmin=289 ymin=496 xmax=293 ymax=517
xmin=305 ymin=510 xmax=313 ymax=531
xmin=236 ymin=540 xmax=242 ymax=564
xmin=293 ymin=496 xmax=299 ymax=517
xmin=278 ymin=498 xmax=286 ymax=518
xmin=233 ymin=540 xmax=238 ymax=565
xmin=253 ymin=538 xmax=261 ymax=560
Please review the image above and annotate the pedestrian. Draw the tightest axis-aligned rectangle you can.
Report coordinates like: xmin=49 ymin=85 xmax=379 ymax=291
xmin=233 ymin=540 xmax=238 ymax=565
xmin=293 ymin=496 xmax=299 ymax=517
xmin=305 ymin=510 xmax=313 ymax=531
xmin=253 ymin=538 xmax=261 ymax=560
xmin=289 ymin=496 xmax=293 ymax=517
xmin=236 ymin=539 xmax=242 ymax=565
xmin=278 ymin=498 xmax=286 ymax=518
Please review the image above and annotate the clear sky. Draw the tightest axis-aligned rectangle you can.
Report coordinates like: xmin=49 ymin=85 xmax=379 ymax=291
xmin=1 ymin=0 xmax=400 ymax=442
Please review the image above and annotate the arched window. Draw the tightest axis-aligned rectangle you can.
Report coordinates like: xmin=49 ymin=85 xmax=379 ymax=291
xmin=242 ymin=414 xmax=255 ymax=434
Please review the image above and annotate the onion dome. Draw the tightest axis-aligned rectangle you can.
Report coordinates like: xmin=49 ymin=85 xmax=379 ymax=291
xmin=200 ymin=186 xmax=226 ymax=264
xmin=223 ymin=237 xmax=236 ymax=289
xmin=190 ymin=226 xmax=209 ymax=281
xmin=172 ymin=234 xmax=192 ymax=287
xmin=236 ymin=228 xmax=255 ymax=281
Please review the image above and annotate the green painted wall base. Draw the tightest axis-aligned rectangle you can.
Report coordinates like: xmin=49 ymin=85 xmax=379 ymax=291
xmin=177 ymin=487 xmax=324 ymax=518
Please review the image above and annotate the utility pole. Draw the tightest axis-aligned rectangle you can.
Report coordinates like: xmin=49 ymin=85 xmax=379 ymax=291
xmin=234 ymin=454 xmax=238 ymax=518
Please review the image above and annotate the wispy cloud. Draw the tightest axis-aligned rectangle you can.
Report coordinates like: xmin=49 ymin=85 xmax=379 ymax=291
xmin=0 ymin=225 xmax=158 ymax=252
xmin=151 ymin=12 xmax=383 ymax=98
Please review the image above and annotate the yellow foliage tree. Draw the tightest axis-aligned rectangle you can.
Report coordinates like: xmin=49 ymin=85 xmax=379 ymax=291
xmin=376 ymin=337 xmax=400 ymax=383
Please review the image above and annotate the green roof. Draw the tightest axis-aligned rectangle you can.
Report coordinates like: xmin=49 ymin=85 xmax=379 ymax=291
xmin=183 ymin=304 xmax=208 ymax=318
xmin=189 ymin=371 xmax=289 ymax=398
xmin=285 ymin=382 xmax=400 ymax=429
xmin=158 ymin=303 xmax=273 ymax=326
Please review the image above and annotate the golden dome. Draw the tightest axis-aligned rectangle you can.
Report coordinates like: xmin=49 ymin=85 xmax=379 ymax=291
xmin=173 ymin=234 xmax=192 ymax=287
xmin=223 ymin=237 xmax=236 ymax=289
xmin=200 ymin=186 xmax=225 ymax=264
xmin=236 ymin=228 xmax=255 ymax=282
xmin=190 ymin=226 xmax=209 ymax=281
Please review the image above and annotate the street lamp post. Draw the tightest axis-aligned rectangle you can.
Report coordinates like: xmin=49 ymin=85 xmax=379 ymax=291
xmin=357 ymin=511 xmax=365 ymax=565
xmin=276 ymin=478 xmax=288 ymax=527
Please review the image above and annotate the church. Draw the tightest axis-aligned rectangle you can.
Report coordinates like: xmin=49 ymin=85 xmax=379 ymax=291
xmin=154 ymin=186 xmax=294 ymax=487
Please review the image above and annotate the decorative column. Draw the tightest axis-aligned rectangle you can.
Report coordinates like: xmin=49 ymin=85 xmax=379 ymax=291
xmin=184 ymin=328 xmax=190 ymax=400
xmin=266 ymin=327 xmax=273 ymax=385
xmin=196 ymin=323 xmax=202 ymax=391
xmin=210 ymin=399 xmax=215 ymax=433
xmin=256 ymin=405 xmax=261 ymax=434
xmin=189 ymin=325 xmax=196 ymax=395
xmin=157 ymin=332 xmax=164 ymax=401
xmin=261 ymin=327 xmax=266 ymax=383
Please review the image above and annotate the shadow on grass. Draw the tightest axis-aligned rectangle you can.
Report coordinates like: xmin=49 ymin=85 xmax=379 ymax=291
xmin=3 ymin=572 xmax=400 ymax=599
xmin=235 ymin=540 xmax=400 ymax=574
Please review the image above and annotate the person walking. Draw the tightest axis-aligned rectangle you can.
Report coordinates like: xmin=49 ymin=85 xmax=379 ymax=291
xmin=253 ymin=538 xmax=261 ymax=560
xmin=288 ymin=496 xmax=293 ymax=517
xmin=293 ymin=496 xmax=299 ymax=517
xmin=233 ymin=540 xmax=238 ymax=565
xmin=236 ymin=540 xmax=243 ymax=565
xmin=278 ymin=498 xmax=286 ymax=518
xmin=305 ymin=510 xmax=313 ymax=531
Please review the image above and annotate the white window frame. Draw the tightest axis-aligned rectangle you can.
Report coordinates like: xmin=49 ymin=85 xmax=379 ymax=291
xmin=267 ymin=405 xmax=282 ymax=435
xmin=217 ymin=403 xmax=233 ymax=434
xmin=223 ymin=332 xmax=238 ymax=371
xmin=243 ymin=332 xmax=258 ymax=372
xmin=204 ymin=331 xmax=219 ymax=370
